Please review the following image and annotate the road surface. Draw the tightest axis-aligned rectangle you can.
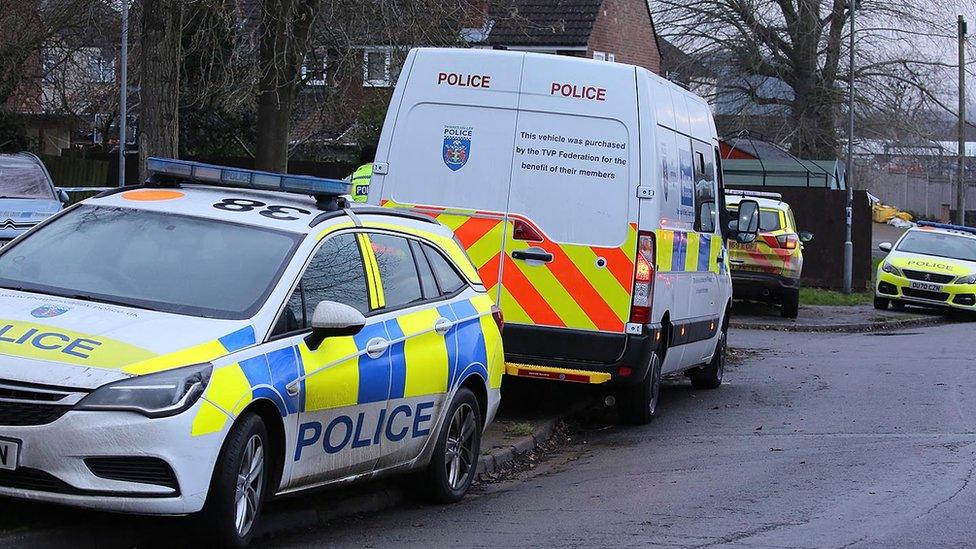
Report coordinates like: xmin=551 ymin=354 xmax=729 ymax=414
xmin=270 ymin=321 xmax=976 ymax=548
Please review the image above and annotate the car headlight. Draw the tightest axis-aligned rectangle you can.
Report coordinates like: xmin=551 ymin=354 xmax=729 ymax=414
xmin=882 ymin=261 xmax=902 ymax=276
xmin=76 ymin=363 xmax=212 ymax=418
xmin=957 ymin=273 xmax=976 ymax=285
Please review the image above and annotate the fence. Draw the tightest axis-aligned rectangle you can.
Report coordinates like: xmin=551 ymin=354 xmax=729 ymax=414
xmin=853 ymin=165 xmax=976 ymax=221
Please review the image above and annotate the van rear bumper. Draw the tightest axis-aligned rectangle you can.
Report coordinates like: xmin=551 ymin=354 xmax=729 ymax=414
xmin=503 ymin=324 xmax=662 ymax=386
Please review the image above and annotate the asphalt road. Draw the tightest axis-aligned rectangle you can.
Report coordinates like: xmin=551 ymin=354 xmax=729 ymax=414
xmin=268 ymin=321 xmax=976 ymax=548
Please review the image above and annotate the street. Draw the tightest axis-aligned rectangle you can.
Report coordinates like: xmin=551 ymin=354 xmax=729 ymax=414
xmin=265 ymin=321 xmax=976 ymax=548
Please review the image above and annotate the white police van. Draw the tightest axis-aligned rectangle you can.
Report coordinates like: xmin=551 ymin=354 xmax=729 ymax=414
xmin=370 ymin=48 xmax=759 ymax=423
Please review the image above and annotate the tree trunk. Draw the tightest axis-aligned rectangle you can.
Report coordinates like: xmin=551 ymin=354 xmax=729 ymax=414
xmin=254 ymin=0 xmax=320 ymax=173
xmin=138 ymin=0 xmax=182 ymax=183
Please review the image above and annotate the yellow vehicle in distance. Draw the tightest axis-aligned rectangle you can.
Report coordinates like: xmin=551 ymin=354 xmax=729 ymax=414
xmin=726 ymin=190 xmax=814 ymax=318
xmin=876 ymin=221 xmax=976 ymax=313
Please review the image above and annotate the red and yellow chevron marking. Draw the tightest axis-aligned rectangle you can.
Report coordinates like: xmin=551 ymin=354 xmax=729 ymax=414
xmin=382 ymin=201 xmax=636 ymax=333
xmin=728 ymin=232 xmax=801 ymax=278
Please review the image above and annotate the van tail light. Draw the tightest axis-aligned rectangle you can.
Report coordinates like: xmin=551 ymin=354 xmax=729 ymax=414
xmin=630 ymin=232 xmax=655 ymax=324
xmin=512 ymin=219 xmax=544 ymax=242
xmin=774 ymin=233 xmax=799 ymax=250
xmin=491 ymin=304 xmax=504 ymax=333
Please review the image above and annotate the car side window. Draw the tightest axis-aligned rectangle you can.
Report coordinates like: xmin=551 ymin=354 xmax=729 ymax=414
xmin=277 ymin=233 xmax=370 ymax=335
xmin=423 ymin=244 xmax=466 ymax=295
xmin=410 ymin=240 xmax=440 ymax=299
xmin=371 ymin=233 xmax=423 ymax=309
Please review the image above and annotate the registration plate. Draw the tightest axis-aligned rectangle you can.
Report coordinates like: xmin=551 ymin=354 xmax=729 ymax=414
xmin=0 ymin=438 xmax=19 ymax=471
xmin=909 ymin=281 xmax=943 ymax=292
xmin=730 ymin=242 xmax=757 ymax=251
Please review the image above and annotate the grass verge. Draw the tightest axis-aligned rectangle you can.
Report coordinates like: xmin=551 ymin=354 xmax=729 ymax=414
xmin=799 ymin=287 xmax=874 ymax=306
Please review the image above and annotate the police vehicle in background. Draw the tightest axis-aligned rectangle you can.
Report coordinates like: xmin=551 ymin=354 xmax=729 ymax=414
xmin=0 ymin=159 xmax=503 ymax=547
xmin=370 ymin=48 xmax=760 ymax=424
xmin=876 ymin=221 xmax=976 ymax=313
xmin=726 ymin=190 xmax=813 ymax=319
xmin=0 ymin=153 xmax=69 ymax=245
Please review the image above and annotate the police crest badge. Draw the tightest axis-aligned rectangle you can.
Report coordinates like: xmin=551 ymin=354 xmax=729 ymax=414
xmin=443 ymin=126 xmax=473 ymax=171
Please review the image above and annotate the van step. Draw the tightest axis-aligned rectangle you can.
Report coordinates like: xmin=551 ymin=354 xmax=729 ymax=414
xmin=505 ymin=363 xmax=611 ymax=384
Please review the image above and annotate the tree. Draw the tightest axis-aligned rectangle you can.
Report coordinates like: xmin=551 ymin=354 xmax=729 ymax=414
xmin=138 ymin=0 xmax=182 ymax=181
xmin=656 ymin=0 xmax=968 ymax=158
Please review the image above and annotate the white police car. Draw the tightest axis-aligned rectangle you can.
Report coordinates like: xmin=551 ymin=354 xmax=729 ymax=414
xmin=0 ymin=159 xmax=504 ymax=546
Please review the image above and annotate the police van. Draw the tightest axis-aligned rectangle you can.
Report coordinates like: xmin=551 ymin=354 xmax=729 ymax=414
xmin=369 ymin=49 xmax=759 ymax=423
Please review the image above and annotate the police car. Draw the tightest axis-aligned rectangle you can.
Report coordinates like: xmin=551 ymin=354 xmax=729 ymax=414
xmin=0 ymin=159 xmax=504 ymax=546
xmin=875 ymin=221 xmax=976 ymax=313
xmin=726 ymin=191 xmax=813 ymax=318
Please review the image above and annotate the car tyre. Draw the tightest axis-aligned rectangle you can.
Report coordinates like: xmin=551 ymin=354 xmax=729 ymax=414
xmin=417 ymin=386 xmax=482 ymax=504
xmin=874 ymin=296 xmax=890 ymax=310
xmin=199 ymin=412 xmax=269 ymax=549
xmin=781 ymin=288 xmax=800 ymax=319
xmin=621 ymin=351 xmax=662 ymax=425
xmin=689 ymin=325 xmax=727 ymax=390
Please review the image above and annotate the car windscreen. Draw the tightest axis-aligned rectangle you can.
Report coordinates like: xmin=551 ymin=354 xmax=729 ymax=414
xmin=0 ymin=205 xmax=302 ymax=319
xmin=0 ymin=156 xmax=56 ymax=199
xmin=896 ymin=231 xmax=976 ymax=262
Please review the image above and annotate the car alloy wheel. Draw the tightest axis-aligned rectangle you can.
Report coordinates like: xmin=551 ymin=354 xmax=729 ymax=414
xmin=234 ymin=434 xmax=265 ymax=537
xmin=445 ymin=402 xmax=477 ymax=490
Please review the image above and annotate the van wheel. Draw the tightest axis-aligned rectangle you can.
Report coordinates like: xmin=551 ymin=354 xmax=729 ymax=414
xmin=198 ymin=412 xmax=269 ymax=548
xmin=417 ymin=387 xmax=482 ymax=503
xmin=781 ymin=289 xmax=800 ymax=318
xmin=689 ymin=327 xmax=726 ymax=390
xmin=874 ymin=296 xmax=890 ymax=310
xmin=621 ymin=352 xmax=662 ymax=425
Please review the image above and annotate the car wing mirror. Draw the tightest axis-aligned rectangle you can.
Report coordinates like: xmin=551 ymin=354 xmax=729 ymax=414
xmin=733 ymin=199 xmax=760 ymax=243
xmin=879 ymin=242 xmax=892 ymax=252
xmin=305 ymin=301 xmax=366 ymax=351
xmin=57 ymin=189 xmax=70 ymax=204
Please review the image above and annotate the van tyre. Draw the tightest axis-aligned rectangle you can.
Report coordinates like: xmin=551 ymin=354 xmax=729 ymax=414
xmin=874 ymin=296 xmax=890 ymax=310
xmin=621 ymin=352 xmax=662 ymax=425
xmin=781 ymin=288 xmax=800 ymax=319
xmin=417 ymin=386 xmax=482 ymax=504
xmin=690 ymin=326 xmax=726 ymax=390
xmin=199 ymin=412 xmax=269 ymax=549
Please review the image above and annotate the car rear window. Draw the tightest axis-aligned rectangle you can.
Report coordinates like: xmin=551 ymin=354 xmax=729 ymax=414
xmin=729 ymin=207 xmax=782 ymax=232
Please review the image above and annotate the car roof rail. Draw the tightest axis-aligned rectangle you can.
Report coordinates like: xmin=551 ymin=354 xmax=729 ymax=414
xmin=145 ymin=157 xmax=352 ymax=211
xmin=916 ymin=220 xmax=976 ymax=236
xmin=725 ymin=189 xmax=783 ymax=200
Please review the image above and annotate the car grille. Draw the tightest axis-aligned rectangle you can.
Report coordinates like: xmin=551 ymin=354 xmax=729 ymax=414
xmin=0 ymin=467 xmax=84 ymax=494
xmin=0 ymin=401 xmax=72 ymax=426
xmin=903 ymin=269 xmax=955 ymax=284
xmin=902 ymin=288 xmax=950 ymax=302
xmin=86 ymin=457 xmax=179 ymax=491
xmin=0 ymin=380 xmax=87 ymax=426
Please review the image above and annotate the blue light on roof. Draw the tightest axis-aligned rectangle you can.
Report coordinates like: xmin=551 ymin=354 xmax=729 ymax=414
xmin=146 ymin=157 xmax=351 ymax=200
xmin=917 ymin=221 xmax=976 ymax=236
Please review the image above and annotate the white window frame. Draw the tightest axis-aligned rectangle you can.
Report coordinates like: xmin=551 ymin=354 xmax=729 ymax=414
xmin=363 ymin=48 xmax=392 ymax=88
xmin=607 ymin=53 xmax=616 ymax=62
xmin=88 ymin=53 xmax=114 ymax=83
xmin=301 ymin=55 xmax=328 ymax=87
xmin=592 ymin=51 xmax=606 ymax=61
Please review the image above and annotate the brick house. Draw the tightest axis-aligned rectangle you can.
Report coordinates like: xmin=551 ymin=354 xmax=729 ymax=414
xmin=482 ymin=0 xmax=662 ymax=74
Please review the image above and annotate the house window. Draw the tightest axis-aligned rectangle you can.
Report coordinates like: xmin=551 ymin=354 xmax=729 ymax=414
xmin=592 ymin=51 xmax=606 ymax=61
xmin=88 ymin=54 xmax=114 ymax=83
xmin=363 ymin=49 xmax=391 ymax=87
xmin=607 ymin=53 xmax=616 ymax=62
xmin=301 ymin=56 xmax=327 ymax=87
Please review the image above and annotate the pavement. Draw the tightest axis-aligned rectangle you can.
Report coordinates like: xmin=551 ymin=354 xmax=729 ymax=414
xmin=730 ymin=300 xmax=952 ymax=332
xmin=265 ymin=320 xmax=976 ymax=548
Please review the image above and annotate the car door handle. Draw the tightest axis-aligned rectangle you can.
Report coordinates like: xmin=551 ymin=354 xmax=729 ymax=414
xmin=366 ymin=337 xmax=389 ymax=359
xmin=434 ymin=317 xmax=454 ymax=335
xmin=512 ymin=250 xmax=554 ymax=263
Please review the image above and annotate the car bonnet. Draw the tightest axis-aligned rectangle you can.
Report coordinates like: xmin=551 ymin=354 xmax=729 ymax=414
xmin=0 ymin=289 xmax=257 ymax=389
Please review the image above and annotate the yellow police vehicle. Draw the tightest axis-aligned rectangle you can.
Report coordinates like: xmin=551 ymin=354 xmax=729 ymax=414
xmin=875 ymin=221 xmax=976 ymax=313
xmin=726 ymin=191 xmax=813 ymax=318
xmin=0 ymin=159 xmax=503 ymax=546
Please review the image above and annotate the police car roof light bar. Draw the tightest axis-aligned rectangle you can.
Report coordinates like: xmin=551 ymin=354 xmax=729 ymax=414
xmin=725 ymin=189 xmax=783 ymax=200
xmin=146 ymin=157 xmax=351 ymax=210
xmin=916 ymin=220 xmax=976 ymax=236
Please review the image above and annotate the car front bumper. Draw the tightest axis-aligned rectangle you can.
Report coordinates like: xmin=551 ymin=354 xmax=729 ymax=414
xmin=0 ymin=398 xmax=227 ymax=515
xmin=876 ymin=271 xmax=976 ymax=310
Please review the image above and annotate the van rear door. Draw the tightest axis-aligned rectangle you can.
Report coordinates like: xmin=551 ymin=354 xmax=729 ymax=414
xmin=500 ymin=55 xmax=639 ymax=356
